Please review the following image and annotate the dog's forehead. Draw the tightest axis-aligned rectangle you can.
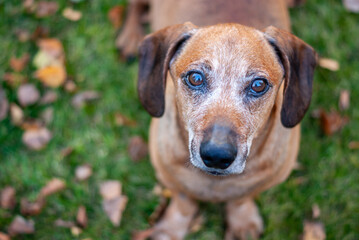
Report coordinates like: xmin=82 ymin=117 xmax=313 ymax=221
xmin=174 ymin=24 xmax=282 ymax=80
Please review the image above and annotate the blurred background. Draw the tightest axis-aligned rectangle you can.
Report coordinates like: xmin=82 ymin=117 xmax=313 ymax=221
xmin=0 ymin=0 xmax=358 ymax=239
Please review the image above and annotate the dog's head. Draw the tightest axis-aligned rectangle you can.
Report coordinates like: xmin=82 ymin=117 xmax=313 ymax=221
xmin=138 ymin=22 xmax=317 ymax=176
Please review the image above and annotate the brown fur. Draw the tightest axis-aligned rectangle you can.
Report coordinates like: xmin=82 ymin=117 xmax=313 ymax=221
xmin=118 ymin=1 xmax=317 ymax=239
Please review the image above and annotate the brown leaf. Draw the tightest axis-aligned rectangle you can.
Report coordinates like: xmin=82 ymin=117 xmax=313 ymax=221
xmin=40 ymin=107 xmax=54 ymax=125
xmin=76 ymin=205 xmax=88 ymax=228
xmin=0 ymin=88 xmax=9 ymax=121
xmin=10 ymin=53 xmax=30 ymax=72
xmin=148 ymin=196 xmax=168 ymax=226
xmin=10 ymin=103 xmax=24 ymax=126
xmin=343 ymin=0 xmax=359 ymax=12
xmin=39 ymin=90 xmax=58 ymax=105
xmin=8 ymin=216 xmax=35 ymax=236
xmin=23 ymin=0 xmax=36 ymax=12
xmin=3 ymin=73 xmax=27 ymax=87
xmin=339 ymin=90 xmax=350 ymax=111
xmin=75 ymin=164 xmax=93 ymax=181
xmin=318 ymin=58 xmax=340 ymax=71
xmin=60 ymin=147 xmax=74 ymax=158
xmin=54 ymin=219 xmax=76 ymax=228
xmin=348 ymin=141 xmax=359 ymax=150
xmin=114 ymin=113 xmax=136 ymax=127
xmin=31 ymin=26 xmax=49 ymax=40
xmin=39 ymin=178 xmax=66 ymax=198
xmin=64 ymin=80 xmax=77 ymax=93
xmin=0 ymin=187 xmax=16 ymax=210
xmin=20 ymin=119 xmax=44 ymax=131
xmin=35 ymin=65 xmax=66 ymax=88
xmin=20 ymin=198 xmax=46 ymax=216
xmin=17 ymin=83 xmax=40 ymax=106
xmin=312 ymin=204 xmax=321 ymax=219
xmin=128 ymin=136 xmax=148 ymax=162
xmin=99 ymin=181 xmax=122 ymax=200
xmin=132 ymin=228 xmax=156 ymax=240
xmin=302 ymin=221 xmax=326 ymax=240
xmin=320 ymin=110 xmax=349 ymax=136
xmin=108 ymin=6 xmax=125 ymax=29
xmin=102 ymin=195 xmax=128 ymax=226
xmin=22 ymin=127 xmax=52 ymax=150
xmin=15 ymin=28 xmax=31 ymax=42
xmin=71 ymin=91 xmax=100 ymax=108
xmin=62 ymin=7 xmax=82 ymax=21
xmin=0 ymin=232 xmax=10 ymax=240
xmin=152 ymin=184 xmax=172 ymax=198
xmin=35 ymin=1 xmax=59 ymax=18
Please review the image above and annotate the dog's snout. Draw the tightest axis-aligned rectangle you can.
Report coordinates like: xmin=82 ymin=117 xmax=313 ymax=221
xmin=199 ymin=124 xmax=237 ymax=170
xmin=200 ymin=141 xmax=237 ymax=169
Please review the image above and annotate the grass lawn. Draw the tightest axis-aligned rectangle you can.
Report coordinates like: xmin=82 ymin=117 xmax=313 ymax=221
xmin=1 ymin=0 xmax=359 ymax=239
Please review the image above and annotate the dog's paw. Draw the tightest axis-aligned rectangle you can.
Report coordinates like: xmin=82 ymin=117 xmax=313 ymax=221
xmin=225 ymin=200 xmax=263 ymax=240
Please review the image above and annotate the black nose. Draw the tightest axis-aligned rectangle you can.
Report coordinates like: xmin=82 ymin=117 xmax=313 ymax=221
xmin=200 ymin=141 xmax=237 ymax=170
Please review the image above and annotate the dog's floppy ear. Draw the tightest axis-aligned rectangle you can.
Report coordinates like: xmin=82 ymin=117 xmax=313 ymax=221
xmin=138 ymin=22 xmax=197 ymax=117
xmin=264 ymin=26 xmax=317 ymax=128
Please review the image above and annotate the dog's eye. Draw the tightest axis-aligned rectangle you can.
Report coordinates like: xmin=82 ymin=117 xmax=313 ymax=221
xmin=186 ymin=72 xmax=205 ymax=88
xmin=249 ymin=78 xmax=269 ymax=95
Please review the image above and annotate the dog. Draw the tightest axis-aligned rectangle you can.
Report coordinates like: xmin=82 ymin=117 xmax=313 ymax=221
xmin=117 ymin=0 xmax=317 ymax=239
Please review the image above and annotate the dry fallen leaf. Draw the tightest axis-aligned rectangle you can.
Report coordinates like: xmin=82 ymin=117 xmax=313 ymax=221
xmin=343 ymin=0 xmax=359 ymax=12
xmin=0 ymin=186 xmax=16 ymax=210
xmin=40 ymin=107 xmax=54 ymax=125
xmin=62 ymin=7 xmax=82 ymax=21
xmin=349 ymin=141 xmax=359 ymax=150
xmin=10 ymin=53 xmax=30 ymax=72
xmin=0 ymin=88 xmax=9 ymax=121
xmin=75 ymin=164 xmax=93 ymax=181
xmin=39 ymin=90 xmax=58 ymax=105
xmin=20 ymin=198 xmax=46 ymax=216
xmin=17 ymin=83 xmax=40 ymax=106
xmin=114 ymin=112 xmax=136 ymax=127
xmin=31 ymin=26 xmax=50 ymax=40
xmin=54 ymin=219 xmax=76 ymax=228
xmin=128 ymin=136 xmax=148 ymax=162
xmin=108 ymin=6 xmax=125 ymax=29
xmin=20 ymin=119 xmax=44 ymax=131
xmin=35 ymin=65 xmax=66 ymax=88
xmin=35 ymin=1 xmax=59 ymax=18
xmin=318 ymin=58 xmax=340 ymax=71
xmin=148 ymin=196 xmax=168 ymax=226
xmin=339 ymin=90 xmax=350 ymax=111
xmin=320 ymin=110 xmax=349 ymax=136
xmin=64 ymin=80 xmax=77 ymax=93
xmin=15 ymin=28 xmax=31 ymax=42
xmin=152 ymin=184 xmax=172 ymax=198
xmin=60 ymin=147 xmax=74 ymax=158
xmin=8 ymin=215 xmax=35 ymax=236
xmin=22 ymin=127 xmax=52 ymax=150
xmin=76 ymin=205 xmax=88 ymax=228
xmin=39 ymin=178 xmax=66 ymax=198
xmin=3 ymin=73 xmax=27 ymax=87
xmin=102 ymin=195 xmax=128 ymax=227
xmin=71 ymin=226 xmax=82 ymax=236
xmin=302 ymin=221 xmax=326 ymax=240
xmin=312 ymin=204 xmax=321 ymax=219
xmin=132 ymin=228 xmax=156 ymax=240
xmin=71 ymin=91 xmax=100 ymax=108
xmin=99 ymin=181 xmax=122 ymax=200
xmin=0 ymin=232 xmax=10 ymax=240
xmin=10 ymin=103 xmax=24 ymax=126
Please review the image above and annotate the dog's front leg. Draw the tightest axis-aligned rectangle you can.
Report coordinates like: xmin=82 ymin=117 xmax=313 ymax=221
xmin=225 ymin=199 xmax=263 ymax=240
xmin=116 ymin=0 xmax=149 ymax=60
xmin=150 ymin=192 xmax=198 ymax=240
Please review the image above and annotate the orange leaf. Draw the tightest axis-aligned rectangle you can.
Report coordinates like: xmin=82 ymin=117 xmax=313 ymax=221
xmin=108 ymin=6 xmax=125 ymax=29
xmin=35 ymin=65 xmax=66 ymax=88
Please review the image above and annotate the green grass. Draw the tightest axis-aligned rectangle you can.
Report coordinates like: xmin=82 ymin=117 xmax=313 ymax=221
xmin=0 ymin=0 xmax=358 ymax=239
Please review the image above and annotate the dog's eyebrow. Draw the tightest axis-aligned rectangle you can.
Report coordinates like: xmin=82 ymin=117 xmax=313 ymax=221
xmin=183 ymin=61 xmax=213 ymax=74
xmin=245 ymin=70 xmax=269 ymax=79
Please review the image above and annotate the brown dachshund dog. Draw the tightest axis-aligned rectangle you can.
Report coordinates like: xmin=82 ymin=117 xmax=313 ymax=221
xmin=117 ymin=0 xmax=316 ymax=239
